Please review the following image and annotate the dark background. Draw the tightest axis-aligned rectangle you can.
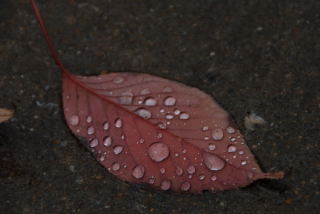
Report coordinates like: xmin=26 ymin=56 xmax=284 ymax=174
xmin=0 ymin=0 xmax=319 ymax=213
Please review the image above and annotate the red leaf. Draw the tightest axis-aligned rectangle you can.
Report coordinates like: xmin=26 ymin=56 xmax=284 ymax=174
xmin=31 ymin=0 xmax=283 ymax=193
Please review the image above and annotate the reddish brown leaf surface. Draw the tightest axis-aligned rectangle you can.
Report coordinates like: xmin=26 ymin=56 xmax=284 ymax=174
xmin=31 ymin=0 xmax=283 ymax=194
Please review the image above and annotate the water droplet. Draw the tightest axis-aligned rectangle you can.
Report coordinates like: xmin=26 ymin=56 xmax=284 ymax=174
xmin=227 ymin=145 xmax=237 ymax=153
xmin=115 ymin=118 xmax=122 ymax=128
xmin=212 ymin=128 xmax=224 ymax=140
xmin=187 ymin=165 xmax=196 ymax=174
xmin=144 ymin=97 xmax=157 ymax=106
xmin=111 ymin=162 xmax=120 ymax=171
xmin=162 ymin=87 xmax=173 ymax=92
xmin=140 ymin=88 xmax=151 ymax=95
xmin=239 ymin=150 xmax=244 ymax=155
xmin=157 ymin=132 xmax=163 ymax=139
xmin=165 ymin=114 xmax=174 ymax=120
xmin=99 ymin=155 xmax=105 ymax=162
xmin=70 ymin=115 xmax=79 ymax=126
xmin=113 ymin=76 xmax=125 ymax=84
xmin=208 ymin=143 xmax=216 ymax=151
xmin=86 ymin=116 xmax=92 ymax=123
xmin=157 ymin=122 xmax=166 ymax=129
xmin=174 ymin=153 xmax=179 ymax=157
xmin=135 ymin=108 xmax=152 ymax=119
xmin=202 ymin=126 xmax=209 ymax=131
xmin=132 ymin=165 xmax=145 ymax=179
xmin=175 ymin=167 xmax=183 ymax=176
xmin=160 ymin=168 xmax=166 ymax=174
xmin=159 ymin=109 xmax=165 ymax=113
xmin=179 ymin=113 xmax=190 ymax=120
xmin=211 ymin=175 xmax=217 ymax=181
xmin=113 ymin=146 xmax=123 ymax=155
xmin=137 ymin=138 xmax=145 ymax=144
xmin=148 ymin=142 xmax=170 ymax=162
xmin=204 ymin=136 xmax=210 ymax=140
xmin=164 ymin=96 xmax=176 ymax=106
xmin=89 ymin=138 xmax=99 ymax=147
xmin=87 ymin=126 xmax=95 ymax=135
xmin=203 ymin=152 xmax=225 ymax=171
xmin=227 ymin=127 xmax=235 ymax=134
xmin=199 ymin=175 xmax=206 ymax=181
xmin=103 ymin=122 xmax=109 ymax=130
xmin=181 ymin=181 xmax=191 ymax=191
xmin=230 ymin=137 xmax=236 ymax=142
xmin=241 ymin=160 xmax=247 ymax=165
xmin=118 ymin=92 xmax=133 ymax=105
xmin=182 ymin=149 xmax=187 ymax=154
xmin=160 ymin=180 xmax=171 ymax=190
xmin=173 ymin=109 xmax=181 ymax=115
xmin=103 ymin=136 xmax=112 ymax=147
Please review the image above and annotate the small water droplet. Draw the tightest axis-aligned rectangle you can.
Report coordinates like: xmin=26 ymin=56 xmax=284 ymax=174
xmin=157 ymin=132 xmax=163 ymax=139
xmin=174 ymin=153 xmax=179 ymax=157
xmin=160 ymin=168 xmax=166 ymax=174
xmin=187 ymin=166 xmax=196 ymax=174
xmin=202 ymin=126 xmax=209 ymax=131
xmin=182 ymin=149 xmax=187 ymax=154
xmin=89 ymin=138 xmax=99 ymax=147
xmin=103 ymin=122 xmax=109 ymax=130
xmin=179 ymin=113 xmax=190 ymax=120
xmin=148 ymin=142 xmax=170 ymax=162
xmin=159 ymin=109 xmax=165 ymax=113
xmin=144 ymin=97 xmax=157 ymax=106
xmin=211 ymin=175 xmax=217 ymax=181
xmin=204 ymin=136 xmax=210 ymax=140
xmin=135 ymin=108 xmax=152 ymax=119
xmin=103 ymin=136 xmax=112 ymax=147
xmin=212 ymin=128 xmax=224 ymax=140
xmin=113 ymin=76 xmax=125 ymax=84
xmin=239 ymin=150 xmax=244 ymax=155
xmin=113 ymin=146 xmax=123 ymax=155
xmin=158 ymin=122 xmax=166 ymax=129
xmin=87 ymin=126 xmax=95 ymax=135
xmin=173 ymin=109 xmax=181 ymax=115
xmin=241 ymin=160 xmax=247 ymax=165
xmin=164 ymin=96 xmax=176 ymax=106
xmin=140 ymin=88 xmax=151 ymax=95
xmin=115 ymin=118 xmax=122 ymax=128
xmin=160 ymin=180 xmax=171 ymax=190
xmin=137 ymin=138 xmax=145 ymax=144
xmin=118 ymin=92 xmax=133 ymax=104
xmin=148 ymin=177 xmax=155 ymax=184
xmin=208 ymin=143 xmax=216 ymax=151
xmin=162 ymin=87 xmax=173 ymax=92
xmin=203 ymin=152 xmax=225 ymax=171
xmin=181 ymin=181 xmax=191 ymax=191
xmin=199 ymin=175 xmax=206 ymax=181
xmin=111 ymin=162 xmax=120 ymax=171
xmin=70 ymin=115 xmax=79 ymax=126
xmin=165 ymin=114 xmax=174 ymax=120
xmin=176 ymin=167 xmax=183 ymax=176
xmin=230 ymin=137 xmax=236 ymax=142
xmin=86 ymin=116 xmax=92 ymax=123
xmin=132 ymin=165 xmax=145 ymax=179
xmin=227 ymin=145 xmax=237 ymax=153
xmin=226 ymin=127 xmax=235 ymax=134
xmin=99 ymin=155 xmax=105 ymax=162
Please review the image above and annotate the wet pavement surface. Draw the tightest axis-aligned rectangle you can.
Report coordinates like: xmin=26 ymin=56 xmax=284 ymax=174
xmin=0 ymin=0 xmax=319 ymax=213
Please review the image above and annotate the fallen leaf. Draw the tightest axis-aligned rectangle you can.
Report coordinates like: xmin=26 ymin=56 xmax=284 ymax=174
xmin=31 ymin=0 xmax=283 ymax=193
xmin=0 ymin=108 xmax=14 ymax=123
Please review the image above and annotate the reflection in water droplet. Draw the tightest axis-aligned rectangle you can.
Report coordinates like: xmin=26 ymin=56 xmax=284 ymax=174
xmin=111 ymin=162 xmax=120 ymax=171
xmin=148 ymin=142 xmax=170 ymax=162
xmin=87 ymin=126 xmax=95 ymax=135
xmin=160 ymin=180 xmax=171 ymax=190
xmin=227 ymin=145 xmax=237 ymax=153
xmin=164 ymin=96 xmax=176 ymax=106
xmin=86 ymin=116 xmax=92 ymax=123
xmin=208 ymin=143 xmax=216 ymax=151
xmin=70 ymin=115 xmax=79 ymax=126
xmin=115 ymin=118 xmax=122 ymax=128
xmin=132 ymin=165 xmax=145 ymax=179
xmin=103 ymin=122 xmax=109 ymax=130
xmin=181 ymin=181 xmax=191 ymax=191
xmin=176 ymin=167 xmax=183 ymax=176
xmin=212 ymin=128 xmax=224 ymax=140
xmin=203 ymin=152 xmax=225 ymax=171
xmin=187 ymin=166 xmax=196 ymax=174
xmin=103 ymin=136 xmax=112 ymax=147
xmin=179 ymin=113 xmax=190 ymax=120
xmin=113 ymin=76 xmax=125 ymax=84
xmin=144 ymin=97 xmax=157 ymax=106
xmin=89 ymin=138 xmax=99 ymax=147
xmin=135 ymin=108 xmax=152 ymax=119
xmin=113 ymin=146 xmax=123 ymax=155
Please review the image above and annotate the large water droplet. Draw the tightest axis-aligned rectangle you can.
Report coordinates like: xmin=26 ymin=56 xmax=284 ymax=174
xmin=89 ymin=138 xmax=99 ymax=147
xmin=70 ymin=115 xmax=79 ymax=126
xmin=115 ymin=118 xmax=122 ymax=128
xmin=113 ymin=146 xmax=123 ymax=155
xmin=187 ymin=165 xmax=196 ymax=174
xmin=164 ymin=96 xmax=176 ymax=106
xmin=118 ymin=92 xmax=133 ymax=105
xmin=176 ymin=167 xmax=183 ymax=176
xmin=148 ymin=142 xmax=170 ymax=162
xmin=212 ymin=128 xmax=224 ymax=140
xmin=160 ymin=180 xmax=171 ymax=190
xmin=135 ymin=108 xmax=152 ymax=119
xmin=181 ymin=181 xmax=191 ymax=191
xmin=179 ymin=113 xmax=190 ymax=120
xmin=208 ymin=143 xmax=216 ymax=151
xmin=113 ymin=76 xmax=125 ymax=84
xmin=227 ymin=145 xmax=237 ymax=153
xmin=144 ymin=97 xmax=157 ymax=106
xmin=203 ymin=152 xmax=225 ymax=171
xmin=103 ymin=122 xmax=109 ymax=130
xmin=103 ymin=136 xmax=112 ymax=147
xmin=87 ymin=126 xmax=95 ymax=135
xmin=111 ymin=162 xmax=120 ymax=171
xmin=132 ymin=165 xmax=145 ymax=179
